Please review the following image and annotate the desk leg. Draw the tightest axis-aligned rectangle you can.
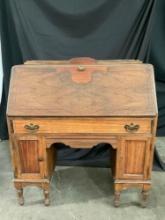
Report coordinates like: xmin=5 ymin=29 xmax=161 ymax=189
xmin=14 ymin=183 xmax=24 ymax=206
xmin=141 ymin=190 xmax=149 ymax=208
xmin=141 ymin=184 xmax=150 ymax=208
xmin=43 ymin=189 xmax=50 ymax=206
xmin=114 ymin=191 xmax=120 ymax=207
xmin=17 ymin=188 xmax=24 ymax=206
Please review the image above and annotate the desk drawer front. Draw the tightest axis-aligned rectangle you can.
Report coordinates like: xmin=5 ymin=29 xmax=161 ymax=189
xmin=13 ymin=118 xmax=151 ymax=134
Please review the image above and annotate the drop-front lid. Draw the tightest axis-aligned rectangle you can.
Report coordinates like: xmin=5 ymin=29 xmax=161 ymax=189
xmin=7 ymin=58 xmax=158 ymax=117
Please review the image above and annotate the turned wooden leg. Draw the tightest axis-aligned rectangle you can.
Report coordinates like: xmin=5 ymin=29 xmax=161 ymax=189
xmin=114 ymin=191 xmax=120 ymax=207
xmin=141 ymin=190 xmax=149 ymax=208
xmin=44 ymin=190 xmax=50 ymax=206
xmin=17 ymin=189 xmax=24 ymax=206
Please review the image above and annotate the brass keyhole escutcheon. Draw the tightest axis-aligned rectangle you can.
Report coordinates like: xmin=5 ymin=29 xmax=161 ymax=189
xmin=38 ymin=157 xmax=44 ymax=162
xmin=77 ymin=65 xmax=86 ymax=71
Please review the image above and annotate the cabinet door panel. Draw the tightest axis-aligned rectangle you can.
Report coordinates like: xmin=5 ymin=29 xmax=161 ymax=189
xmin=119 ymin=137 xmax=151 ymax=180
xmin=18 ymin=140 xmax=40 ymax=173
xmin=14 ymin=135 xmax=44 ymax=179
xmin=124 ymin=140 xmax=145 ymax=175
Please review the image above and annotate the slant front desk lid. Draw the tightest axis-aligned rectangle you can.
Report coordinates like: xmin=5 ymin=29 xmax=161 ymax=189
xmin=7 ymin=60 xmax=158 ymax=117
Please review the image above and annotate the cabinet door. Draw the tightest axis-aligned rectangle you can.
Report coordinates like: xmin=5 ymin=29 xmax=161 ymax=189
xmin=118 ymin=137 xmax=152 ymax=180
xmin=13 ymin=135 xmax=45 ymax=179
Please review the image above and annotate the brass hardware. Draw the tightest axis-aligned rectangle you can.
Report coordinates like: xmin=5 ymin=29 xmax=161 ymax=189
xmin=77 ymin=65 xmax=86 ymax=71
xmin=24 ymin=123 xmax=39 ymax=131
xmin=38 ymin=157 xmax=44 ymax=162
xmin=124 ymin=123 xmax=140 ymax=133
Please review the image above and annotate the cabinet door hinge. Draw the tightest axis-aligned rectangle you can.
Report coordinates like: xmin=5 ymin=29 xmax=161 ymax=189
xmin=14 ymin=168 xmax=18 ymax=178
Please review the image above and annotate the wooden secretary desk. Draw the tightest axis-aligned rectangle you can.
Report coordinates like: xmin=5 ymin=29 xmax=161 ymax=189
xmin=7 ymin=58 xmax=158 ymax=207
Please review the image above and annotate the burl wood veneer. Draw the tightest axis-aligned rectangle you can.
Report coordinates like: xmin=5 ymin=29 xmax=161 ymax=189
xmin=7 ymin=58 xmax=158 ymax=207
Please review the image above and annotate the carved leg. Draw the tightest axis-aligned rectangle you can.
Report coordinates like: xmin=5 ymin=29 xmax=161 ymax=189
xmin=141 ymin=190 xmax=149 ymax=208
xmin=44 ymin=190 xmax=50 ymax=206
xmin=114 ymin=191 xmax=120 ymax=207
xmin=17 ymin=189 xmax=24 ymax=206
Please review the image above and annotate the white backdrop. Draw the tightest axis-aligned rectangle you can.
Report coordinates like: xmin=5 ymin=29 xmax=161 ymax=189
xmin=0 ymin=40 xmax=3 ymax=102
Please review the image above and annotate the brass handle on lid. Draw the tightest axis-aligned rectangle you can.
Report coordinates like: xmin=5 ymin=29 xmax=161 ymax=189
xmin=124 ymin=123 xmax=140 ymax=133
xmin=24 ymin=123 xmax=39 ymax=131
xmin=77 ymin=65 xmax=86 ymax=71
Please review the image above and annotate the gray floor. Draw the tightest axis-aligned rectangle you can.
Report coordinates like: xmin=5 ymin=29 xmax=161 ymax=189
xmin=0 ymin=139 xmax=165 ymax=220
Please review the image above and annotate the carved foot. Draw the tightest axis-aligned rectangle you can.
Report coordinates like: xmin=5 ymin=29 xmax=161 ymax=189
xmin=44 ymin=190 xmax=50 ymax=206
xmin=17 ymin=189 xmax=24 ymax=206
xmin=114 ymin=191 xmax=120 ymax=207
xmin=141 ymin=190 xmax=149 ymax=208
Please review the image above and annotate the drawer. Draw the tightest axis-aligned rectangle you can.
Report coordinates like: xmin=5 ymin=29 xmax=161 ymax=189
xmin=12 ymin=118 xmax=151 ymax=134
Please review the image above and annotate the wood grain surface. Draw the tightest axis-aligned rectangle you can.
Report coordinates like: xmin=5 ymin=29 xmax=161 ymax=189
xmin=7 ymin=63 xmax=157 ymax=117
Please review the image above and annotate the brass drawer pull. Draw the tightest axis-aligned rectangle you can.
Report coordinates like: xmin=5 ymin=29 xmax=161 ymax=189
xmin=124 ymin=123 xmax=140 ymax=133
xmin=24 ymin=123 xmax=39 ymax=131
